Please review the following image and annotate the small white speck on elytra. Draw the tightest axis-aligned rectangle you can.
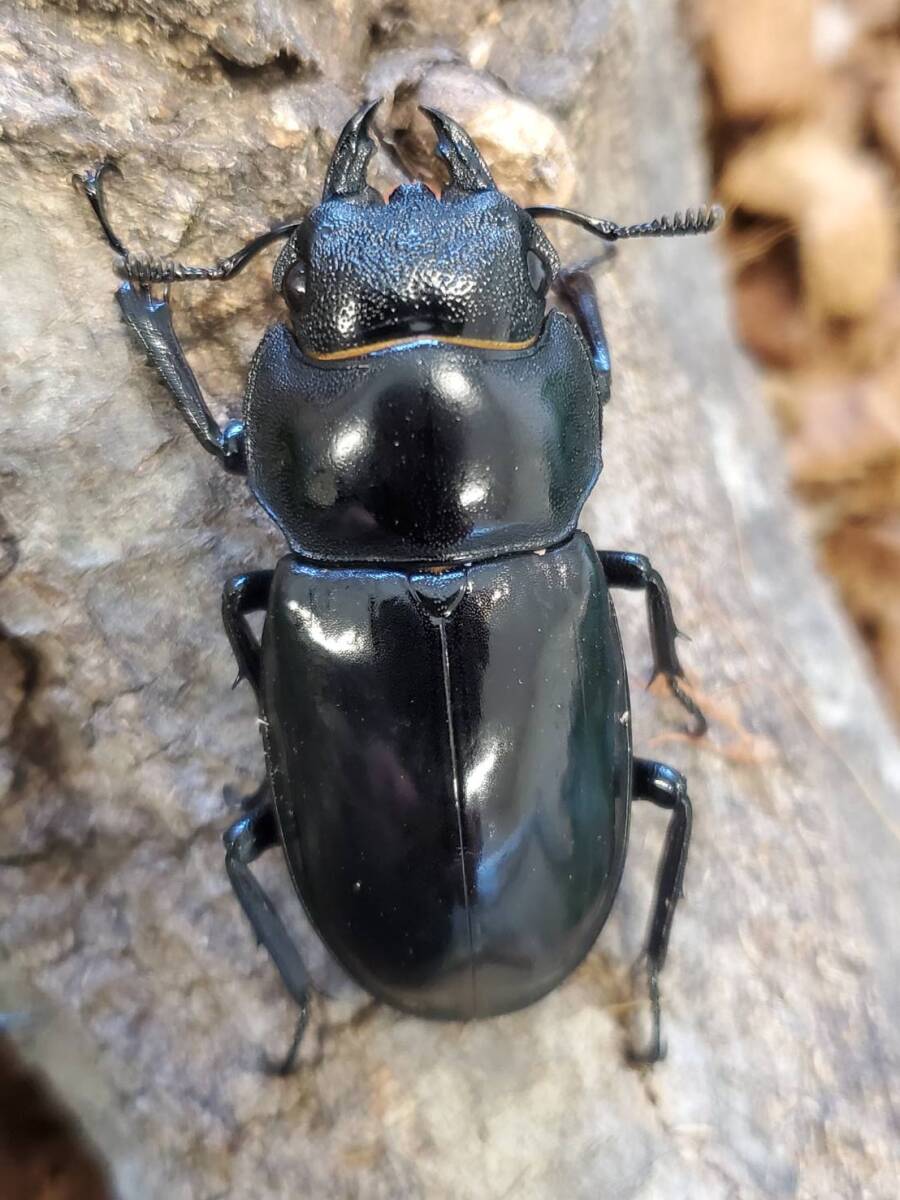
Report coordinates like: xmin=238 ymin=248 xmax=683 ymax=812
xmin=620 ymin=710 xmax=630 ymax=725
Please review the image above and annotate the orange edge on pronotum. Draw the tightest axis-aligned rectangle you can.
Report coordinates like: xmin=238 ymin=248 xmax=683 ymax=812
xmin=305 ymin=333 xmax=539 ymax=362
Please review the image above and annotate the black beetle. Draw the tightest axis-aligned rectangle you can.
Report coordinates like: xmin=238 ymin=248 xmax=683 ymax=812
xmin=77 ymin=99 xmax=721 ymax=1070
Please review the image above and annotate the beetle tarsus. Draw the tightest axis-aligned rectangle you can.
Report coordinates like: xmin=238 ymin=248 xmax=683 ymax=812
xmin=666 ymin=674 xmax=708 ymax=738
xmin=262 ymin=1003 xmax=310 ymax=1077
xmin=626 ymin=959 xmax=665 ymax=1066
xmin=221 ymin=420 xmax=246 ymax=474
xmin=74 ymin=160 xmax=129 ymax=256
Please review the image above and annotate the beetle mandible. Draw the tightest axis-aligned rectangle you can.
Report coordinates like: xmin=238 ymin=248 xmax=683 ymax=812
xmin=77 ymin=99 xmax=721 ymax=1070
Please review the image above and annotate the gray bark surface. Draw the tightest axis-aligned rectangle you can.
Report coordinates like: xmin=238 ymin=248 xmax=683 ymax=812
xmin=1 ymin=2 xmax=899 ymax=1197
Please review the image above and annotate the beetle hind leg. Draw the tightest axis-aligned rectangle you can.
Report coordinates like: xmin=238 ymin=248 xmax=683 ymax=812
xmin=223 ymin=793 xmax=312 ymax=1075
xmin=627 ymin=757 xmax=693 ymax=1065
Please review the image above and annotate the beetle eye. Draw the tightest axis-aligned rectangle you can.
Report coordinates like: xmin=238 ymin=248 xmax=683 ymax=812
xmin=283 ymin=260 xmax=307 ymax=306
xmin=526 ymin=249 xmax=549 ymax=295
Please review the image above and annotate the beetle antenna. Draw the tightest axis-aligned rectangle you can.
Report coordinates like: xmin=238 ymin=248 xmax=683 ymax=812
xmin=75 ymin=161 xmax=303 ymax=285
xmin=115 ymin=222 xmax=304 ymax=286
xmin=527 ymin=203 xmax=724 ymax=242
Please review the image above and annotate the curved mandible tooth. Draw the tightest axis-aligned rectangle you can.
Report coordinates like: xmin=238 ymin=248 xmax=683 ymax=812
xmin=419 ymin=106 xmax=496 ymax=192
xmin=322 ymin=97 xmax=382 ymax=200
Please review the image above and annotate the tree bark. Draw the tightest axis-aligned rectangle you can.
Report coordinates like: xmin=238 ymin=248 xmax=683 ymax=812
xmin=1 ymin=2 xmax=898 ymax=1197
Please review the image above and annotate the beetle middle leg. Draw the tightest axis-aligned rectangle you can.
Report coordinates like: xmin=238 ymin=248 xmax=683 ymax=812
xmin=598 ymin=549 xmax=707 ymax=735
xmin=222 ymin=569 xmax=273 ymax=700
xmin=221 ymin=567 xmax=312 ymax=1072
xmin=627 ymin=757 xmax=693 ymax=1065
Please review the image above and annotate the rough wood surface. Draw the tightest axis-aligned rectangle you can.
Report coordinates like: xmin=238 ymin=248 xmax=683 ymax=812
xmin=2 ymin=3 xmax=899 ymax=1197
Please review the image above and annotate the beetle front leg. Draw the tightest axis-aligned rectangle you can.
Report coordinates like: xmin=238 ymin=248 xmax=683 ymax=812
xmin=75 ymin=161 xmax=298 ymax=473
xmin=554 ymin=261 xmax=612 ymax=404
xmin=598 ymin=550 xmax=707 ymax=736
xmin=115 ymin=283 xmax=246 ymax=471
xmin=224 ymin=793 xmax=312 ymax=1075
xmin=628 ymin=757 xmax=693 ymax=1065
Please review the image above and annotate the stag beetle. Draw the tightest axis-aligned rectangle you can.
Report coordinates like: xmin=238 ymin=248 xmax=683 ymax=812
xmin=77 ymin=99 xmax=721 ymax=1070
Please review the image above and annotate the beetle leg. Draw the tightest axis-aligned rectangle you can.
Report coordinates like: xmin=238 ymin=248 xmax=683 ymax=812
xmin=222 ymin=570 xmax=273 ymax=701
xmin=222 ymin=570 xmax=308 ymax=1073
xmin=597 ymin=549 xmax=707 ymax=736
xmin=75 ymin=162 xmax=301 ymax=473
xmin=114 ymin=282 xmax=246 ymax=471
xmin=554 ymin=263 xmax=612 ymax=403
xmin=223 ymin=795 xmax=312 ymax=1075
xmin=627 ymin=758 xmax=693 ymax=1065
xmin=73 ymin=161 xmax=129 ymax=256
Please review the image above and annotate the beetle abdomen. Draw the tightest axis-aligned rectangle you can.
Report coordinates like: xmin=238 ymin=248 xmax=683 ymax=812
xmin=245 ymin=311 xmax=601 ymax=566
xmin=261 ymin=532 xmax=630 ymax=1019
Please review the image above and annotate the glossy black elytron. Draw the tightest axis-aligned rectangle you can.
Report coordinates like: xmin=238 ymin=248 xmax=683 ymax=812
xmin=263 ymin=534 xmax=630 ymax=1020
xmin=78 ymin=99 xmax=720 ymax=1068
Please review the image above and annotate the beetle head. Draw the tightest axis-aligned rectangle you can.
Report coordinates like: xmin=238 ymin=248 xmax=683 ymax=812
xmin=274 ymin=100 xmax=559 ymax=359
